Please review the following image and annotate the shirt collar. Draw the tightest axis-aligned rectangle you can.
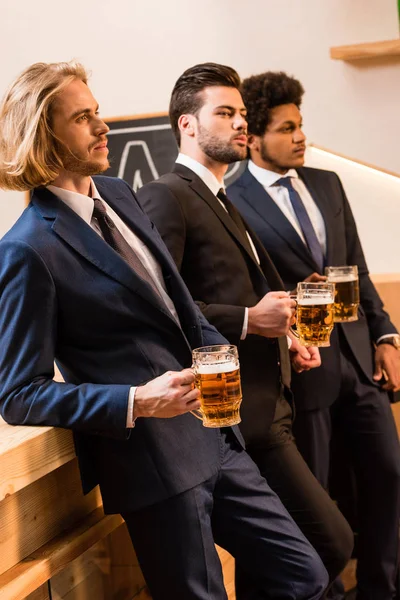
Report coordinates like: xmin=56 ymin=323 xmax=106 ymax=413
xmin=47 ymin=178 xmax=102 ymax=223
xmin=176 ymin=153 xmax=224 ymax=196
xmin=248 ymin=159 xmax=298 ymax=188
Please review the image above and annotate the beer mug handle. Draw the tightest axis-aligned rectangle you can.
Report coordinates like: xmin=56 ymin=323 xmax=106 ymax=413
xmin=190 ymin=363 xmax=204 ymax=421
xmin=190 ymin=409 xmax=204 ymax=421
xmin=289 ymin=293 xmax=299 ymax=338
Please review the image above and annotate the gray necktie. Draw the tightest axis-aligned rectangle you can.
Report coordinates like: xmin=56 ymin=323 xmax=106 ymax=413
xmin=92 ymin=198 xmax=161 ymax=298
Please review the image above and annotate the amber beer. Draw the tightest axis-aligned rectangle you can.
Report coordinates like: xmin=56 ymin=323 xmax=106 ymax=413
xmin=296 ymin=282 xmax=335 ymax=347
xmin=325 ymin=266 xmax=359 ymax=322
xmin=192 ymin=345 xmax=242 ymax=427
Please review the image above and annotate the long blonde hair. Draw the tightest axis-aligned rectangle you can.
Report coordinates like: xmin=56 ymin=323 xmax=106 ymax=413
xmin=0 ymin=61 xmax=88 ymax=191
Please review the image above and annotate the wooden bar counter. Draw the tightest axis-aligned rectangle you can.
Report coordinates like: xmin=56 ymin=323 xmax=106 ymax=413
xmin=0 ymin=275 xmax=399 ymax=599
xmin=0 ymin=394 xmax=233 ymax=599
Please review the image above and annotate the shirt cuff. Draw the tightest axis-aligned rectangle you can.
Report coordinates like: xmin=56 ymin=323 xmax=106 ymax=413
xmin=126 ymin=386 xmax=137 ymax=428
xmin=287 ymin=335 xmax=293 ymax=350
xmin=240 ymin=308 xmax=249 ymax=340
xmin=376 ymin=333 xmax=399 ymax=344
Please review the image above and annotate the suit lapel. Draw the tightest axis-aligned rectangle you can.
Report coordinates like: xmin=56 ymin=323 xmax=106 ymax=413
xmin=94 ymin=179 xmax=180 ymax=278
xmin=173 ymin=164 xmax=264 ymax=273
xmin=238 ymin=168 xmax=319 ymax=271
xmin=248 ymin=230 xmax=285 ymax=291
xmin=32 ymin=186 xmax=179 ymax=324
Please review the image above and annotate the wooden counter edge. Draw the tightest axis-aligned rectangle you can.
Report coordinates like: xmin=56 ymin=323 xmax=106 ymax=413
xmin=0 ymin=420 xmax=75 ymax=501
xmin=0 ymin=508 xmax=123 ymax=600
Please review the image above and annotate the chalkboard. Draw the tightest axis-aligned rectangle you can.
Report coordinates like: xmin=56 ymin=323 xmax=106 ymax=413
xmin=105 ymin=113 xmax=246 ymax=191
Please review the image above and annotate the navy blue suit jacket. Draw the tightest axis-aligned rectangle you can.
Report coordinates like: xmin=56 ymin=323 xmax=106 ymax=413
xmin=0 ymin=176 xmax=243 ymax=514
xmin=228 ymin=166 xmax=397 ymax=410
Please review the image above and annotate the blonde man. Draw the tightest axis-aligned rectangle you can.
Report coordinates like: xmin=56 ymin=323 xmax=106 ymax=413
xmin=0 ymin=62 xmax=328 ymax=600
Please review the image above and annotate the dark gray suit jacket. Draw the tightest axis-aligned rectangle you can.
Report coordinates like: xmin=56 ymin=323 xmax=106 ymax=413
xmin=137 ymin=164 xmax=292 ymax=447
xmin=228 ymin=165 xmax=397 ymax=410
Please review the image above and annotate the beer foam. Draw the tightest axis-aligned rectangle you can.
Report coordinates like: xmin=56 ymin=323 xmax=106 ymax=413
xmin=196 ymin=361 xmax=237 ymax=374
xmin=298 ymin=296 xmax=333 ymax=306
xmin=327 ymin=274 xmax=357 ymax=282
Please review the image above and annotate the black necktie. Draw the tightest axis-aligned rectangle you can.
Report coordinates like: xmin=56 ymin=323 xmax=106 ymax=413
xmin=92 ymin=198 xmax=161 ymax=298
xmin=217 ymin=188 xmax=254 ymax=257
xmin=276 ymin=177 xmax=324 ymax=272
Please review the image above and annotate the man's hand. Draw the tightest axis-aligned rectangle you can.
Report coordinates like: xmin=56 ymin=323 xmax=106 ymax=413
xmin=133 ymin=369 xmax=200 ymax=418
xmin=304 ymin=272 xmax=327 ymax=283
xmin=373 ymin=345 xmax=400 ymax=391
xmin=289 ymin=273 xmax=326 ymax=295
xmin=289 ymin=335 xmax=321 ymax=373
xmin=248 ymin=291 xmax=296 ymax=338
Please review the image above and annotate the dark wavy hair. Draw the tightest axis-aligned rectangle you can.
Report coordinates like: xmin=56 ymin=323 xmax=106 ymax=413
xmin=169 ymin=62 xmax=241 ymax=145
xmin=241 ymin=72 xmax=304 ymax=136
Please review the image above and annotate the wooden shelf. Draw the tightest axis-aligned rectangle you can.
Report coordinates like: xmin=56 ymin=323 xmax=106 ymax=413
xmin=330 ymin=39 xmax=400 ymax=61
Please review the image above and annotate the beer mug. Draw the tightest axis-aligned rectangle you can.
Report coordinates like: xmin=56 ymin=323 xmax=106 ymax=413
xmin=325 ymin=265 xmax=360 ymax=322
xmin=296 ymin=282 xmax=335 ymax=347
xmin=191 ymin=344 xmax=242 ymax=428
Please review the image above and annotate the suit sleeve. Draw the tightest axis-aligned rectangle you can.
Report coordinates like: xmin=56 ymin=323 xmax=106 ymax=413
xmin=0 ymin=240 xmax=131 ymax=439
xmin=138 ymin=182 xmax=246 ymax=345
xmin=195 ymin=305 xmax=230 ymax=346
xmin=337 ymin=175 xmax=397 ymax=340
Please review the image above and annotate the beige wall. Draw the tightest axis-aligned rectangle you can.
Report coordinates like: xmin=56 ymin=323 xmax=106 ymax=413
xmin=0 ymin=0 xmax=399 ymax=264
xmin=305 ymin=147 xmax=400 ymax=274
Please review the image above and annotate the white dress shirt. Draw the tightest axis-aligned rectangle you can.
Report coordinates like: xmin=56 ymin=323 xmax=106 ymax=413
xmin=48 ymin=179 xmax=181 ymax=427
xmin=176 ymin=153 xmax=263 ymax=339
xmin=248 ymin=160 xmax=327 ymax=255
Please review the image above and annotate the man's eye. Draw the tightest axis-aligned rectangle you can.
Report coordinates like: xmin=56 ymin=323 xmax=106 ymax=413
xmin=218 ymin=111 xmax=231 ymax=117
xmin=77 ymin=114 xmax=88 ymax=123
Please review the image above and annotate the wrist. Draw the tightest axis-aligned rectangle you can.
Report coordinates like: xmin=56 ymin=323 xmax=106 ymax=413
xmin=376 ymin=335 xmax=400 ymax=350
xmin=247 ymin=306 xmax=259 ymax=335
xmin=132 ymin=386 xmax=145 ymax=418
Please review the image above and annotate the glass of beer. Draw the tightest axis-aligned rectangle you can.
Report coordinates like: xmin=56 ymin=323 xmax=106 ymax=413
xmin=325 ymin=265 xmax=359 ymax=322
xmin=191 ymin=344 xmax=242 ymax=428
xmin=296 ymin=282 xmax=335 ymax=347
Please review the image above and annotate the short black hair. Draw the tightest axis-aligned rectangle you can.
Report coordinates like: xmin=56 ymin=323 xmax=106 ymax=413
xmin=169 ymin=62 xmax=241 ymax=145
xmin=241 ymin=71 xmax=304 ymax=136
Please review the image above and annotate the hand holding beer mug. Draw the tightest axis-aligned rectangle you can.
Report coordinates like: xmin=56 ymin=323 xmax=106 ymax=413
xmin=325 ymin=265 xmax=359 ymax=322
xmin=296 ymin=282 xmax=335 ymax=347
xmin=191 ymin=345 xmax=242 ymax=427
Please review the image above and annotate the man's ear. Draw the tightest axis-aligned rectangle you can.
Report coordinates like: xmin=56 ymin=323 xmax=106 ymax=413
xmin=247 ymin=134 xmax=260 ymax=152
xmin=178 ymin=114 xmax=196 ymax=139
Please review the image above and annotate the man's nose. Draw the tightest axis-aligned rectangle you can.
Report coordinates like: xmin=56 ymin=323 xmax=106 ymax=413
xmin=94 ymin=117 xmax=110 ymax=136
xmin=294 ymin=128 xmax=306 ymax=143
xmin=233 ymin=114 xmax=247 ymax=131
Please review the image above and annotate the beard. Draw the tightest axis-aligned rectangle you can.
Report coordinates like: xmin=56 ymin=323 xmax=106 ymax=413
xmin=197 ymin=124 xmax=247 ymax=164
xmin=57 ymin=142 xmax=110 ymax=177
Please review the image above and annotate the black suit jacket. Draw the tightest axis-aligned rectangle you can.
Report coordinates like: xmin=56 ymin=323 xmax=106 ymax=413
xmin=0 ymin=176 xmax=244 ymax=515
xmin=228 ymin=165 xmax=397 ymax=410
xmin=137 ymin=163 xmax=292 ymax=446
